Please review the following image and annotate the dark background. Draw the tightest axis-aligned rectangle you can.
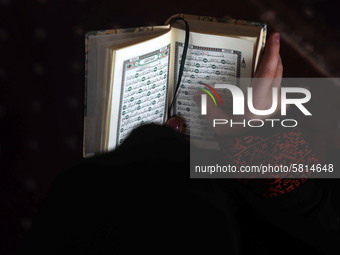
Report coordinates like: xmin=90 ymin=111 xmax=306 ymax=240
xmin=1 ymin=0 xmax=340 ymax=254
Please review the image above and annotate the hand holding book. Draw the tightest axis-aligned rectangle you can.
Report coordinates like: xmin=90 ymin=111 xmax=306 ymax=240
xmin=83 ymin=14 xmax=267 ymax=156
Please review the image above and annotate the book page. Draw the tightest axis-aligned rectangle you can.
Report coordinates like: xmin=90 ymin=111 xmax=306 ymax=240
xmin=169 ymin=28 xmax=255 ymax=148
xmin=85 ymin=30 xmax=171 ymax=156
xmin=108 ymin=31 xmax=171 ymax=150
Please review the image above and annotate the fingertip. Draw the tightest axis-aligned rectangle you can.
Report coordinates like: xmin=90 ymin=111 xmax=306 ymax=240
xmin=273 ymin=32 xmax=280 ymax=44
xmin=166 ymin=115 xmax=185 ymax=133
xmin=267 ymin=32 xmax=280 ymax=45
xmin=268 ymin=32 xmax=281 ymax=53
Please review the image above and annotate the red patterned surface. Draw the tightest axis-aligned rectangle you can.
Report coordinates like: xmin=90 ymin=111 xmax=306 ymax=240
xmin=231 ymin=128 xmax=318 ymax=197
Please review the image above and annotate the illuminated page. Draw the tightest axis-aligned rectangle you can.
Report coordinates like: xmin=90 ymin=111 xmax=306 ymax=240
xmin=170 ymin=28 xmax=255 ymax=147
xmin=108 ymin=32 xmax=171 ymax=150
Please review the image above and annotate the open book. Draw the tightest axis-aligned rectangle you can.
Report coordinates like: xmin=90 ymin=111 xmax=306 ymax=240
xmin=83 ymin=14 xmax=267 ymax=157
